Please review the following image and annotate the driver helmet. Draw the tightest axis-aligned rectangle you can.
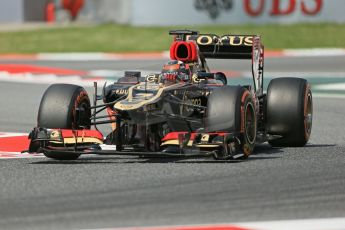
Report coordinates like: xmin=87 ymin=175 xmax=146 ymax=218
xmin=160 ymin=60 xmax=191 ymax=85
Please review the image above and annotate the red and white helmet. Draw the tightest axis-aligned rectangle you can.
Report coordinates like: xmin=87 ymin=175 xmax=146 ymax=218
xmin=160 ymin=60 xmax=191 ymax=85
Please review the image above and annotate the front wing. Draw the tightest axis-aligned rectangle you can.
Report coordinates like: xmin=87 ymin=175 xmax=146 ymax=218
xmin=28 ymin=128 xmax=246 ymax=160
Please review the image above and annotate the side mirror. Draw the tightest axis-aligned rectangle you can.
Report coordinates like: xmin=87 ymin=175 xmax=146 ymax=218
xmin=196 ymin=71 xmax=214 ymax=80
xmin=214 ymin=72 xmax=227 ymax=85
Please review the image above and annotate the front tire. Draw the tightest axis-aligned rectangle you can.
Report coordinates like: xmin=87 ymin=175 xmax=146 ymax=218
xmin=37 ymin=84 xmax=91 ymax=160
xmin=266 ymin=78 xmax=313 ymax=147
xmin=38 ymin=84 xmax=91 ymax=129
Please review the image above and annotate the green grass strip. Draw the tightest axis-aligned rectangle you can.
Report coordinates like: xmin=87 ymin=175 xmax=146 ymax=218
xmin=0 ymin=23 xmax=344 ymax=53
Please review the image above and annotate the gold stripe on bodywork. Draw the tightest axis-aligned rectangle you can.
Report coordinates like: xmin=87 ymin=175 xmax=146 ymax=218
xmin=114 ymin=83 xmax=186 ymax=111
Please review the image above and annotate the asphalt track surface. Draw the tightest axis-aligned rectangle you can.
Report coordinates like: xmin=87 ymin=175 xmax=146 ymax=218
xmin=0 ymin=57 xmax=345 ymax=230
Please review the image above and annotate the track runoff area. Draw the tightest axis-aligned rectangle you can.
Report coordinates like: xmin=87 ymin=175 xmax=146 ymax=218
xmin=0 ymin=50 xmax=345 ymax=229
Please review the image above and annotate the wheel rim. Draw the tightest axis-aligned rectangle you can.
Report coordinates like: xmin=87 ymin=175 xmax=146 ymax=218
xmin=245 ymin=102 xmax=256 ymax=144
xmin=75 ymin=100 xmax=91 ymax=129
xmin=304 ymin=88 xmax=313 ymax=138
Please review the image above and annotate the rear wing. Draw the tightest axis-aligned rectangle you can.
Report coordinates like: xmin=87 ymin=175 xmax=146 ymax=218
xmin=188 ymin=34 xmax=255 ymax=59
xmin=169 ymin=30 xmax=265 ymax=95
xmin=169 ymin=30 xmax=262 ymax=60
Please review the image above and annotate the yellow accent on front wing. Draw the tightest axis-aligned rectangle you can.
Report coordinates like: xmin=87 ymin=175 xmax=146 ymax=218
xmin=160 ymin=140 xmax=194 ymax=146
xmin=50 ymin=137 xmax=103 ymax=145
xmin=194 ymin=144 xmax=220 ymax=148
xmin=161 ymin=140 xmax=220 ymax=148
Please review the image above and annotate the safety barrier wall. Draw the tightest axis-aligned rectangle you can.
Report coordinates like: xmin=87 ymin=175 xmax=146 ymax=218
xmin=1 ymin=0 xmax=345 ymax=25
xmin=78 ymin=0 xmax=130 ymax=24
xmin=130 ymin=0 xmax=345 ymax=25
xmin=0 ymin=0 xmax=23 ymax=22
xmin=71 ymin=0 xmax=345 ymax=25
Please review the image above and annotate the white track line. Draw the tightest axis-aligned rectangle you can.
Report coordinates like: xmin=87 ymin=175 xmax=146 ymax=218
xmin=0 ymin=132 xmax=27 ymax=137
xmin=284 ymin=48 xmax=345 ymax=57
xmin=0 ymin=152 xmax=44 ymax=159
xmin=90 ymin=218 xmax=345 ymax=230
xmin=314 ymin=83 xmax=345 ymax=90
xmin=236 ymin=217 xmax=345 ymax=230
xmin=37 ymin=53 xmax=114 ymax=61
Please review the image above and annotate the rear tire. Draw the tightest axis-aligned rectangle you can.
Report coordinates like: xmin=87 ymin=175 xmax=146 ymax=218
xmin=37 ymin=84 xmax=91 ymax=160
xmin=206 ymin=86 xmax=257 ymax=157
xmin=266 ymin=78 xmax=313 ymax=147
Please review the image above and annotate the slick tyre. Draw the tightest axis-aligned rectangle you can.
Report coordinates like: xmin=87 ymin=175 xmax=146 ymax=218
xmin=206 ymin=86 xmax=257 ymax=157
xmin=43 ymin=150 xmax=82 ymax=161
xmin=266 ymin=78 xmax=313 ymax=147
xmin=37 ymin=84 xmax=91 ymax=160
xmin=38 ymin=84 xmax=91 ymax=129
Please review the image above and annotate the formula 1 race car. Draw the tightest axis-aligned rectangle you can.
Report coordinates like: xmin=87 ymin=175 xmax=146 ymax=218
xmin=28 ymin=30 xmax=313 ymax=160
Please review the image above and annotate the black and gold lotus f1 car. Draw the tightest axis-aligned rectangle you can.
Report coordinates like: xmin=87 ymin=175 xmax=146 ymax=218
xmin=28 ymin=30 xmax=313 ymax=160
